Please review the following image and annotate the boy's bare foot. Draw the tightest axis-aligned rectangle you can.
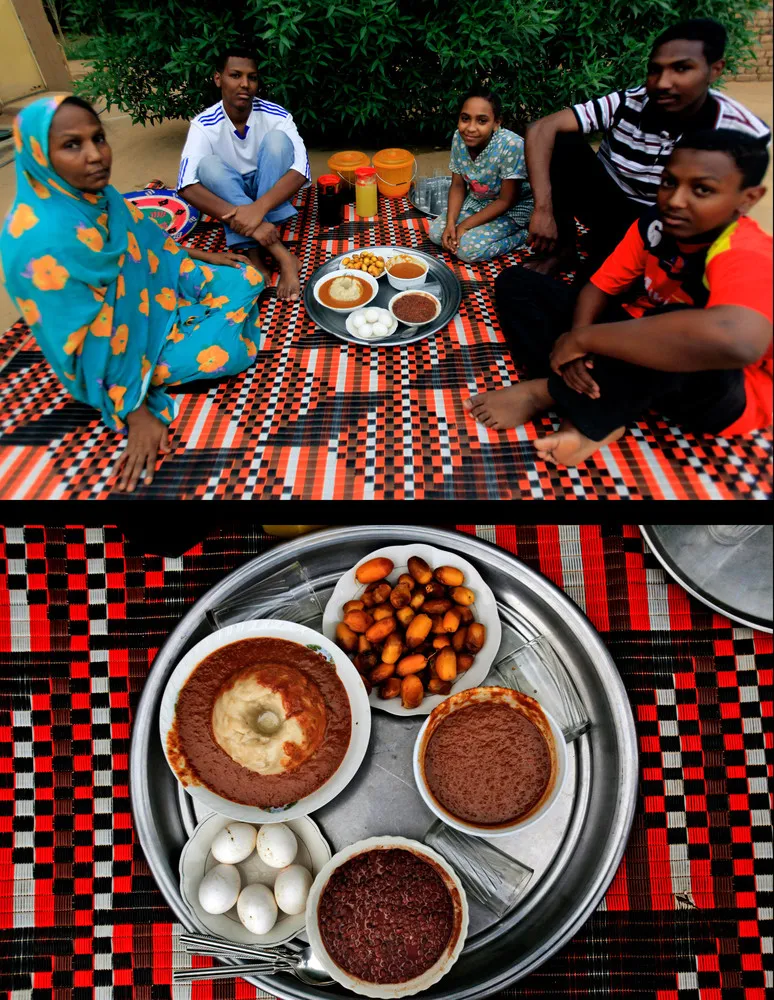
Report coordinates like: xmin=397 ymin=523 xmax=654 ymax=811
xmin=534 ymin=419 xmax=625 ymax=466
xmin=275 ymin=251 xmax=301 ymax=301
xmin=464 ymin=378 xmax=553 ymax=429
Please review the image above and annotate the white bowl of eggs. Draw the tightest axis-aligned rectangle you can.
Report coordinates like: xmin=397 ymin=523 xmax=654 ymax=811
xmin=179 ymin=812 xmax=331 ymax=945
xmin=345 ymin=306 xmax=398 ymax=341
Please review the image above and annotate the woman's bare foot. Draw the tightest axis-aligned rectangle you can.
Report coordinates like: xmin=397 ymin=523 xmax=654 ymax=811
xmin=534 ymin=419 xmax=625 ymax=466
xmin=464 ymin=378 xmax=554 ymax=429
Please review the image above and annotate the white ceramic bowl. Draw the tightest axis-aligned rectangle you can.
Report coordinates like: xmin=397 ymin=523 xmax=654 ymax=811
xmin=305 ymin=836 xmax=468 ymax=998
xmin=321 ymin=543 xmax=502 ymax=717
xmin=413 ymin=686 xmax=568 ymax=837
xmin=179 ymin=812 xmax=331 ymax=946
xmin=313 ymin=269 xmax=379 ymax=313
xmin=388 ymin=289 xmax=441 ymax=326
xmin=159 ymin=619 xmax=371 ymax=822
xmin=345 ymin=306 xmax=398 ymax=341
xmin=385 ymin=254 xmax=429 ymax=290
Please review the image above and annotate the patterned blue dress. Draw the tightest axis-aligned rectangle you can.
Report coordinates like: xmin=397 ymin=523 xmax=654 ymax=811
xmin=428 ymin=128 xmax=534 ymax=262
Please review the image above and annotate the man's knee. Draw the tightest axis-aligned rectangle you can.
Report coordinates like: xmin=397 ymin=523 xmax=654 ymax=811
xmin=196 ymin=154 xmax=230 ymax=189
xmin=494 ymin=263 xmax=536 ymax=300
xmin=258 ymin=129 xmax=294 ymax=160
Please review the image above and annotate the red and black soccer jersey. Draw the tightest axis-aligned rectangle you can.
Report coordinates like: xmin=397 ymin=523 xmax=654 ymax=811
xmin=591 ymin=207 xmax=773 ymax=436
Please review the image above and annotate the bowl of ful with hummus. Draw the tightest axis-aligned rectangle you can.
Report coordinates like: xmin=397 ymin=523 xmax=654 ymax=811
xmin=413 ymin=686 xmax=568 ymax=837
xmin=313 ymin=269 xmax=379 ymax=313
xmin=159 ymin=620 xmax=371 ymax=823
xmin=306 ymin=835 xmax=468 ymax=998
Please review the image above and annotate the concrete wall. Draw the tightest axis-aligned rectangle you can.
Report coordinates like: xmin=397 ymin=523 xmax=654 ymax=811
xmin=729 ymin=1 xmax=773 ymax=82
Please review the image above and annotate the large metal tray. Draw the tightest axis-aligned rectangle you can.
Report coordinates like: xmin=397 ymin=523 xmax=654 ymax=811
xmin=303 ymin=247 xmax=462 ymax=346
xmin=130 ymin=526 xmax=638 ymax=999
xmin=640 ymin=524 xmax=772 ymax=633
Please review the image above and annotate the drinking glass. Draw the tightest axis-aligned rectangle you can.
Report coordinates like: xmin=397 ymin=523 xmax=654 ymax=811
xmin=493 ymin=633 xmax=590 ymax=742
xmin=707 ymin=525 xmax=766 ymax=546
xmin=206 ymin=561 xmax=323 ymax=631
xmin=424 ymin=821 xmax=533 ymax=918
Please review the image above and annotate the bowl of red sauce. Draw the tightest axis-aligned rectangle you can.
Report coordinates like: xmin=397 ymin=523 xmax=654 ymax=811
xmin=306 ymin=835 xmax=468 ymax=997
xmin=413 ymin=686 xmax=568 ymax=837
xmin=388 ymin=290 xmax=441 ymax=327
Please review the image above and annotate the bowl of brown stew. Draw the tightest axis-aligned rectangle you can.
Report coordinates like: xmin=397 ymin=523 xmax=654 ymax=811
xmin=388 ymin=290 xmax=441 ymax=327
xmin=313 ymin=269 xmax=379 ymax=312
xmin=306 ymin=835 xmax=468 ymax=997
xmin=413 ymin=686 xmax=568 ymax=837
xmin=159 ymin=620 xmax=372 ymax=823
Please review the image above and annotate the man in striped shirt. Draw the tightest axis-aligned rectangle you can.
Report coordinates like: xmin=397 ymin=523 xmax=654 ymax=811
xmin=179 ymin=48 xmax=310 ymax=300
xmin=521 ymin=18 xmax=770 ymax=280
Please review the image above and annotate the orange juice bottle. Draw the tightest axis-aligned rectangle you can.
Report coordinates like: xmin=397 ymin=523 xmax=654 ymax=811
xmin=355 ymin=166 xmax=378 ymax=218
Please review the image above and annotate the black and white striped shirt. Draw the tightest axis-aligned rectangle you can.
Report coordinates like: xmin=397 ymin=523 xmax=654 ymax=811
xmin=572 ymin=86 xmax=771 ymax=205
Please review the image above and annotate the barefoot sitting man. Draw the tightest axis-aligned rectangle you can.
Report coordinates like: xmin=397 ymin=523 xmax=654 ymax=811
xmin=465 ymin=131 xmax=772 ymax=468
xmin=522 ymin=18 xmax=769 ymax=281
xmin=178 ymin=47 xmax=307 ymax=300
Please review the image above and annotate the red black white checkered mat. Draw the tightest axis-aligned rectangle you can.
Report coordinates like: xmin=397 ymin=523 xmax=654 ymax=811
xmin=0 ymin=524 xmax=771 ymax=999
xmin=0 ymin=192 xmax=770 ymax=498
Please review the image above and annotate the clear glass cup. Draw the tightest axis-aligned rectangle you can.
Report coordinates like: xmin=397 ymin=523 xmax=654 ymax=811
xmin=493 ymin=633 xmax=590 ymax=742
xmin=707 ymin=525 xmax=766 ymax=546
xmin=206 ymin=561 xmax=323 ymax=631
xmin=424 ymin=821 xmax=533 ymax=918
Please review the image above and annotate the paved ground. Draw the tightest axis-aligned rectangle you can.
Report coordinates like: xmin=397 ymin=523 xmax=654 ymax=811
xmin=0 ymin=81 xmax=771 ymax=331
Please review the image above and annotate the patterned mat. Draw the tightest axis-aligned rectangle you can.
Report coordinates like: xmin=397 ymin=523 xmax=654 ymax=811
xmin=0 ymin=192 xmax=771 ymax=499
xmin=0 ymin=524 xmax=770 ymax=999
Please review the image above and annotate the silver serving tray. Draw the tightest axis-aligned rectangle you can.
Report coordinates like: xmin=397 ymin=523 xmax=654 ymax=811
xmin=409 ymin=176 xmax=452 ymax=218
xmin=640 ymin=525 xmax=773 ymax=632
xmin=130 ymin=526 xmax=638 ymax=999
xmin=303 ymin=247 xmax=462 ymax=346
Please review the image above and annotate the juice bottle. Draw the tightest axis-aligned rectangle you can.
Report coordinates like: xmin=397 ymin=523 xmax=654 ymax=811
xmin=262 ymin=525 xmax=325 ymax=538
xmin=355 ymin=166 xmax=378 ymax=218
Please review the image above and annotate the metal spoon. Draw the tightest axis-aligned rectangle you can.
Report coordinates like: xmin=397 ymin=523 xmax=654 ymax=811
xmin=178 ymin=933 xmax=334 ymax=987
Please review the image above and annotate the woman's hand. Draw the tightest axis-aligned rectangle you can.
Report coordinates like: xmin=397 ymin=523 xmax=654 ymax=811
xmin=112 ymin=404 xmax=171 ymax=493
xmin=203 ymin=251 xmax=252 ymax=268
xmin=561 ymin=357 xmax=600 ymax=398
xmin=442 ymin=221 xmax=459 ymax=252
xmin=550 ymin=330 xmax=588 ymax=375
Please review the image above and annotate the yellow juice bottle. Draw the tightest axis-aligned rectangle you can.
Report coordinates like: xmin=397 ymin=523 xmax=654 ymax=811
xmin=355 ymin=166 xmax=378 ymax=218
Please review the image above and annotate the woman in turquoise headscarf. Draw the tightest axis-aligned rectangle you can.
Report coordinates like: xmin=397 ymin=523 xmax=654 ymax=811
xmin=0 ymin=94 xmax=265 ymax=492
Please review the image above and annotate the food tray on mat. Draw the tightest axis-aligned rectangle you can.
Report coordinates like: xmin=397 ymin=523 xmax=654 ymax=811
xmin=303 ymin=247 xmax=462 ymax=346
xmin=131 ymin=526 xmax=638 ymax=1000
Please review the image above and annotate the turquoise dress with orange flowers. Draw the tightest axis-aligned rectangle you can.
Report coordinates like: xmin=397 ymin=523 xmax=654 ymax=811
xmin=0 ymin=94 xmax=264 ymax=433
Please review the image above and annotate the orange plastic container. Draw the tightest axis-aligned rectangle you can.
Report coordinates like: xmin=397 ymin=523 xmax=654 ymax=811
xmin=327 ymin=151 xmax=371 ymax=200
xmin=372 ymin=148 xmax=416 ymax=198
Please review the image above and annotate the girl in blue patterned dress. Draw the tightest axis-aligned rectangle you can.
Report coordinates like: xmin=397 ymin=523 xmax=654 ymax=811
xmin=0 ymin=95 xmax=266 ymax=493
xmin=428 ymin=89 xmax=534 ymax=263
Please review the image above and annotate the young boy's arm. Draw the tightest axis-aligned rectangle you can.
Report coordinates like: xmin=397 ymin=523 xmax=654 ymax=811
xmin=555 ymin=304 xmax=771 ymax=372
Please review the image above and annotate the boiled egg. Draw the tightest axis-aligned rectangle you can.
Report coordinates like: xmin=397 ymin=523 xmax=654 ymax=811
xmin=210 ymin=823 xmax=257 ymax=865
xmin=365 ymin=307 xmax=380 ymax=324
xmin=371 ymin=322 xmax=389 ymax=338
xmin=358 ymin=323 xmax=374 ymax=338
xmin=256 ymin=823 xmax=298 ymax=869
xmin=237 ymin=882 xmax=278 ymax=935
xmin=273 ymin=864 xmax=313 ymax=915
xmin=198 ymin=863 xmax=241 ymax=914
xmin=351 ymin=312 xmax=366 ymax=328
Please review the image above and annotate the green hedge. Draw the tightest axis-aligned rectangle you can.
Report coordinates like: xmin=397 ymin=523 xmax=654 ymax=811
xmin=67 ymin=0 xmax=768 ymax=143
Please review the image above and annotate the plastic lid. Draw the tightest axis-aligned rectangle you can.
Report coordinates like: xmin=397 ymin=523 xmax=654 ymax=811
xmin=317 ymin=173 xmax=341 ymax=186
xmin=354 ymin=166 xmax=376 ymax=178
xmin=372 ymin=148 xmax=415 ymax=169
xmin=328 ymin=150 xmax=371 ymax=170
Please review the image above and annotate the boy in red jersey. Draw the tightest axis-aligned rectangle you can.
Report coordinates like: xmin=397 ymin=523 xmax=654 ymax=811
xmin=466 ymin=130 xmax=772 ymax=467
